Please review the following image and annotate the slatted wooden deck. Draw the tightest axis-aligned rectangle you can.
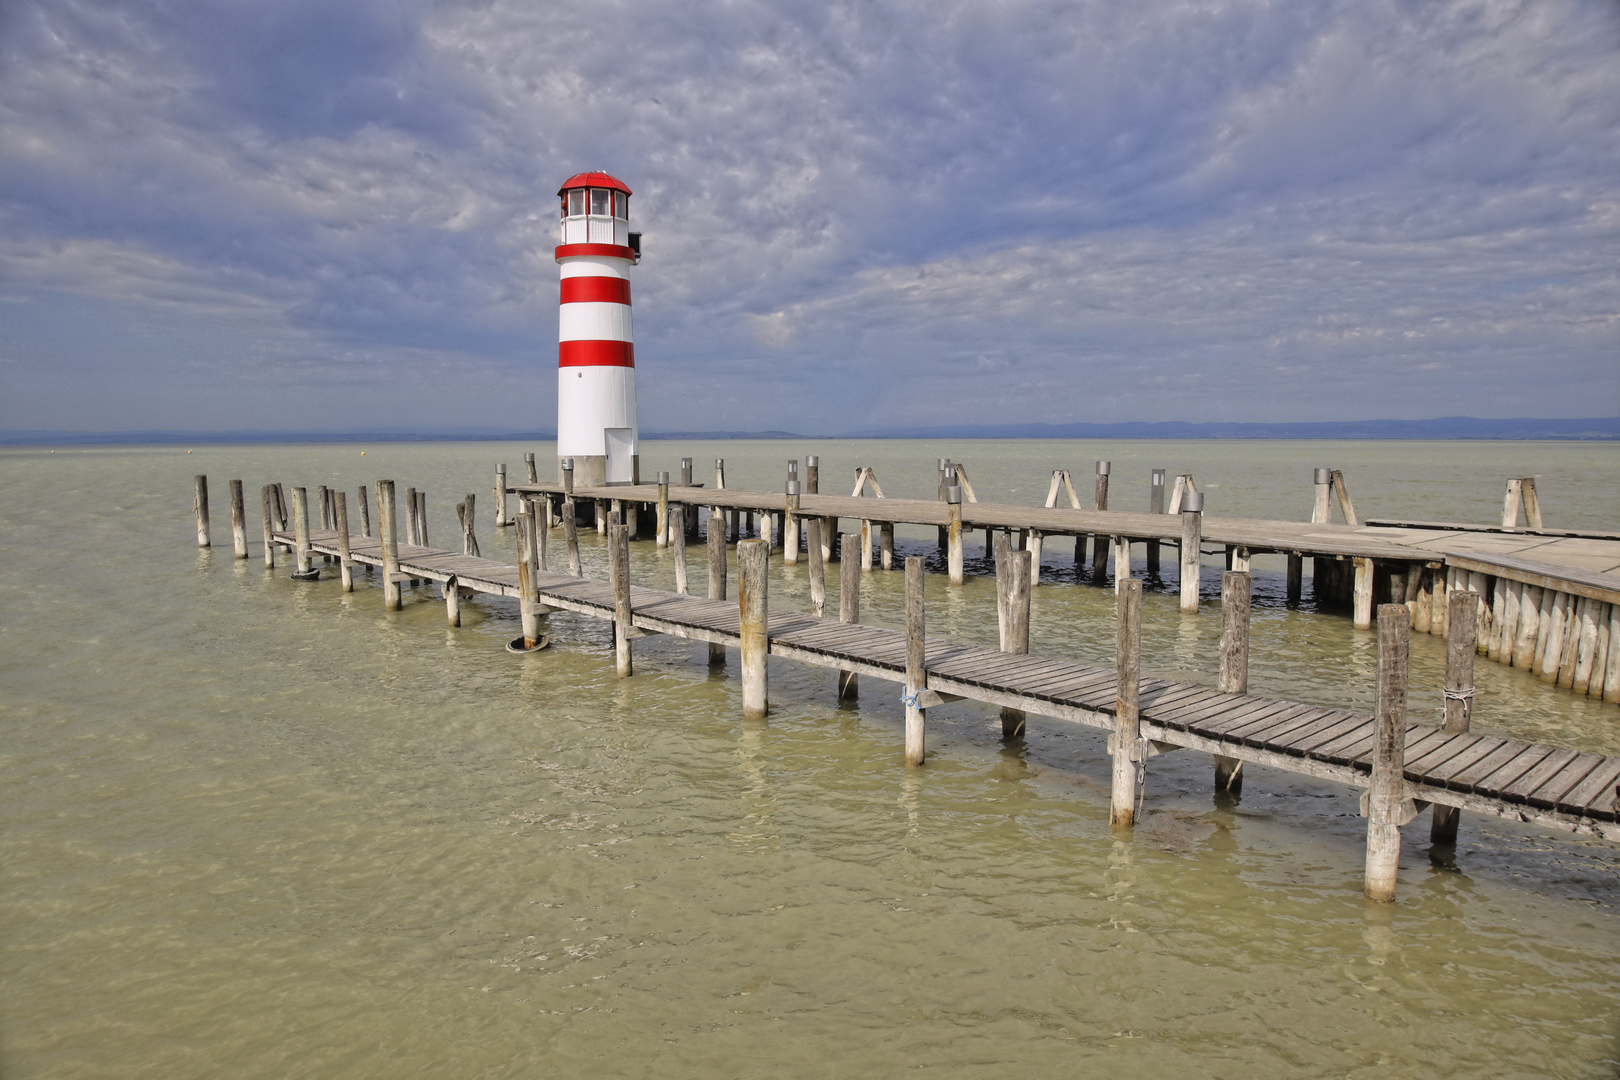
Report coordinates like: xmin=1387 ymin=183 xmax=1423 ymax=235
xmin=281 ymin=527 xmax=1620 ymax=842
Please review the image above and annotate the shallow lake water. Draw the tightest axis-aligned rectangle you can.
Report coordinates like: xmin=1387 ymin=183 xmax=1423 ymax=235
xmin=2 ymin=439 xmax=1617 ymax=1078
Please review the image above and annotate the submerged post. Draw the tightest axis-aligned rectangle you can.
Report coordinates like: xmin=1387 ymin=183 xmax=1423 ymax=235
xmin=1215 ymin=570 xmax=1251 ymax=796
xmin=838 ymin=534 xmax=860 ymax=701
xmin=259 ymin=485 xmax=276 ymax=569
xmin=336 ymin=490 xmax=354 ymax=592
xmin=707 ymin=520 xmax=727 ymax=664
xmin=610 ymin=522 xmax=633 ymax=678
xmin=378 ymin=480 xmax=401 ymax=611
xmin=1179 ymin=491 xmax=1203 ymax=613
xmin=1432 ymin=590 xmax=1477 ymax=846
xmin=228 ymin=480 xmax=248 ymax=558
xmin=807 ymin=516 xmax=826 ymax=616
xmin=738 ymin=539 xmax=769 ymax=717
xmin=194 ymin=475 xmax=211 ymax=548
xmin=905 ymin=555 xmax=927 ymax=766
xmin=1111 ymin=577 xmax=1143 ymax=827
xmin=1000 ymin=549 xmax=1031 ymax=739
xmin=1365 ymin=605 xmax=1411 ymax=902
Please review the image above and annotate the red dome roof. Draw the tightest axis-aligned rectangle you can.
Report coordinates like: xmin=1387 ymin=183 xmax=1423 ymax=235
xmin=557 ymin=171 xmax=631 ymax=196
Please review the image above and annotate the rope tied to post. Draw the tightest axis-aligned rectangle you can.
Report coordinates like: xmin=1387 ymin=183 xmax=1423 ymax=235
xmin=900 ymin=689 xmax=924 ymax=710
xmin=1442 ymin=687 xmax=1475 ymax=702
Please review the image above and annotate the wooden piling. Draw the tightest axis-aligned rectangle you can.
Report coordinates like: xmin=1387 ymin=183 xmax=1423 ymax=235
xmin=609 ymin=522 xmax=633 ymax=678
xmin=357 ymin=486 xmax=371 ymax=539
xmin=656 ymin=472 xmax=670 ymax=548
xmin=1000 ymin=549 xmax=1031 ymax=739
xmin=1146 ymin=468 xmax=1165 ymax=575
xmin=259 ymin=485 xmax=275 ymax=568
xmin=336 ymin=490 xmax=353 ymax=592
xmin=738 ymin=539 xmax=769 ymax=717
xmin=1215 ymin=570 xmax=1251 ymax=796
xmin=672 ymin=504 xmax=688 ymax=595
xmin=1513 ymin=585 xmax=1543 ymax=670
xmin=405 ymin=487 xmax=419 ymax=547
xmin=946 ymin=485 xmax=964 ymax=585
xmin=524 ymin=452 xmax=538 ymax=484
xmin=292 ymin=487 xmax=313 ymax=575
xmin=378 ymin=480 xmax=401 ymax=611
xmin=1091 ymin=461 xmax=1110 ymax=580
xmin=807 ymin=517 xmax=826 ymax=616
xmin=905 ymin=556 xmax=927 ymax=766
xmin=496 ymin=464 xmax=510 ymax=527
xmin=1431 ymin=590 xmax=1476 ymax=845
xmin=461 ymin=493 xmax=479 ymax=557
xmin=1026 ymin=529 xmax=1044 ymax=588
xmin=228 ymin=480 xmax=247 ymax=558
xmin=1353 ymin=558 xmax=1374 ymax=630
xmin=445 ymin=574 xmax=461 ymax=627
xmin=561 ymin=460 xmax=582 ymax=577
xmin=838 ymin=533 xmax=860 ymax=701
xmin=1112 ymin=535 xmax=1130 ymax=593
xmin=1179 ymin=493 xmax=1203 ymax=614
xmin=1110 ymin=577 xmax=1143 ymax=827
xmin=1605 ymin=604 xmax=1620 ymax=703
xmin=317 ymin=486 xmax=331 ymax=531
xmin=194 ymin=475 xmax=211 ymax=548
xmin=707 ymin=521 xmax=727 ymax=665
xmin=519 ymin=511 xmax=544 ymax=648
xmin=1365 ymin=605 xmax=1410 ymax=902
xmin=1287 ymin=552 xmax=1303 ymax=604
xmin=784 ymin=481 xmax=800 ymax=564
xmin=880 ymin=522 xmax=894 ymax=571
xmin=271 ymin=483 xmax=288 ymax=531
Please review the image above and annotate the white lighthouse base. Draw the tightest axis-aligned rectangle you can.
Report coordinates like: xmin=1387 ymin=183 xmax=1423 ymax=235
xmin=557 ymin=365 xmax=638 ymax=485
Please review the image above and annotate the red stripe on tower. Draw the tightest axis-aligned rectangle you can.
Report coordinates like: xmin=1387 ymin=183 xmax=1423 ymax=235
xmin=559 ymin=340 xmax=636 ymax=368
xmin=560 ymin=277 xmax=632 ymax=305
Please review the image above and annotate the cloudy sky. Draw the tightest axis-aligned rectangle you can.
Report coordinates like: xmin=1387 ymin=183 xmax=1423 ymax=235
xmin=1 ymin=0 xmax=1616 ymax=435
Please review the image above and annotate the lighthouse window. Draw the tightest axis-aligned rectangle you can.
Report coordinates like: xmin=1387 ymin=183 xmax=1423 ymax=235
xmin=590 ymin=188 xmax=610 ymax=216
xmin=613 ymin=191 xmax=628 ymax=219
xmin=568 ymin=189 xmax=585 ymax=217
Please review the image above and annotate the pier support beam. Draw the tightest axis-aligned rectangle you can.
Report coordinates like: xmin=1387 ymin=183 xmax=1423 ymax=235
xmin=946 ymin=487 xmax=964 ymax=585
xmin=999 ymin=548 xmax=1031 ymax=740
xmin=656 ymin=473 xmax=670 ymax=548
xmin=292 ymin=486 xmax=313 ymax=576
xmin=259 ymin=485 xmax=276 ymax=569
xmin=1353 ymin=557 xmax=1374 ymax=629
xmin=807 ymin=517 xmax=826 ymax=616
xmin=194 ymin=475 xmax=211 ymax=548
xmin=1091 ymin=461 xmax=1110 ymax=581
xmin=378 ymin=480 xmax=401 ymax=611
xmin=1286 ymin=552 xmax=1303 ymax=604
xmin=336 ymin=491 xmax=353 ymax=592
xmin=228 ymin=480 xmax=247 ymax=558
xmin=1179 ymin=494 xmax=1203 ymax=614
xmin=838 ymin=534 xmax=860 ymax=701
xmin=707 ymin=521 xmax=727 ymax=665
xmin=610 ymin=522 xmax=633 ymax=678
xmin=672 ymin=505 xmax=688 ymax=594
xmin=1112 ymin=535 xmax=1129 ymax=593
xmin=1146 ymin=468 xmax=1165 ymax=576
xmin=496 ymin=464 xmax=509 ymax=527
xmin=1215 ymin=571 xmax=1251 ymax=797
xmin=1110 ymin=578 xmax=1143 ymax=827
xmin=1431 ymin=590 xmax=1476 ymax=846
xmin=905 ymin=555 xmax=927 ymax=765
xmin=738 ymin=539 xmax=769 ymax=717
xmin=561 ymin=460 xmax=582 ymax=577
xmin=518 ymin=511 xmax=545 ymax=648
xmin=1365 ymin=605 xmax=1411 ymax=902
xmin=784 ymin=482 xmax=800 ymax=564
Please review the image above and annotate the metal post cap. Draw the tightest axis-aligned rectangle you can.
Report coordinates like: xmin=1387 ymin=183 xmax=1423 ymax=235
xmin=1096 ymin=460 xmax=1111 ymax=475
xmin=787 ymin=480 xmax=800 ymax=495
xmin=716 ymin=459 xmax=724 ymax=468
xmin=1315 ymin=468 xmax=1332 ymax=484
xmin=806 ymin=455 xmax=818 ymax=466
xmin=1183 ymin=492 xmax=1205 ymax=512
xmin=561 ymin=458 xmax=574 ymax=470
xmin=681 ymin=457 xmax=692 ymax=467
xmin=1151 ymin=468 xmax=1165 ymax=483
xmin=658 ymin=471 xmax=669 ymax=484
xmin=947 ymin=485 xmax=962 ymax=504
xmin=788 ymin=460 xmax=798 ymax=476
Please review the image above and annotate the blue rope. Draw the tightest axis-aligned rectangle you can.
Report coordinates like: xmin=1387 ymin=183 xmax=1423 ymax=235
xmin=900 ymin=690 xmax=923 ymax=710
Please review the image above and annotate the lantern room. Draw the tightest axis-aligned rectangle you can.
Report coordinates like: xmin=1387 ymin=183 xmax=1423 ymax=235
xmin=558 ymin=171 xmax=638 ymax=254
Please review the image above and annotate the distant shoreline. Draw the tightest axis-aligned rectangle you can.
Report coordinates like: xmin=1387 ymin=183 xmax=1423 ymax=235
xmin=3 ymin=416 xmax=1618 ymax=446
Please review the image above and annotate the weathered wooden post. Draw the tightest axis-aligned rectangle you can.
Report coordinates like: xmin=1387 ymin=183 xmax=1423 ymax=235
xmin=656 ymin=472 xmax=670 ymax=547
xmin=291 ymin=487 xmax=314 ymax=576
xmin=807 ymin=455 xmax=833 ymax=564
xmin=879 ymin=522 xmax=894 ymax=571
xmin=271 ymin=483 xmax=289 ymax=531
xmin=838 ymin=534 xmax=860 ymax=701
xmin=357 ymin=486 xmax=371 ymax=539
xmin=1311 ymin=467 xmax=1331 ymax=597
xmin=1000 ymin=549 xmax=1031 ymax=739
xmin=784 ymin=480 xmax=801 ymax=564
xmin=461 ymin=494 xmax=479 ymax=557
xmin=561 ymin=459 xmax=581 ymax=577
xmin=317 ymin=486 xmax=331 ymax=531
xmin=609 ymin=522 xmax=633 ymax=678
xmin=1112 ymin=535 xmax=1130 ymax=593
xmin=1286 ymin=551 xmax=1303 ymax=604
xmin=415 ymin=490 xmax=428 ymax=547
xmin=1431 ymin=590 xmax=1476 ymax=845
xmin=1215 ymin=570 xmax=1251 ymax=796
xmin=936 ymin=458 xmax=951 ymax=552
xmin=904 ymin=555 xmax=928 ymax=765
xmin=944 ymin=482 xmax=964 ymax=585
xmin=671 ymin=504 xmax=688 ymax=594
xmin=517 ymin=510 xmax=545 ymax=648
xmin=336 ymin=491 xmax=354 ymax=592
xmin=496 ymin=463 xmax=510 ymax=527
xmin=1111 ymin=577 xmax=1143 ymax=827
xmin=227 ymin=480 xmax=247 ymax=558
xmin=1026 ymin=528 xmax=1043 ymax=588
xmin=259 ymin=485 xmax=276 ymax=568
xmin=1365 ymin=604 xmax=1411 ymax=902
xmin=378 ymin=480 xmax=402 ymax=611
xmin=707 ymin=520 xmax=727 ymax=665
xmin=806 ymin=517 xmax=826 ymax=616
xmin=1146 ymin=468 xmax=1164 ymax=575
xmin=523 ymin=452 xmax=538 ymax=484
xmin=738 ymin=538 xmax=769 ymax=717
xmin=405 ymin=487 xmax=419 ymax=546
xmin=445 ymin=574 xmax=461 ymax=627
xmin=1179 ymin=492 xmax=1203 ymax=613
xmin=194 ymin=475 xmax=211 ymax=548
xmin=1092 ymin=461 xmax=1110 ymax=581
xmin=1353 ymin=557 xmax=1375 ymax=630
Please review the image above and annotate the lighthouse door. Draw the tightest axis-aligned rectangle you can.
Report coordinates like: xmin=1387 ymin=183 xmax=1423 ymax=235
xmin=604 ymin=428 xmax=635 ymax=484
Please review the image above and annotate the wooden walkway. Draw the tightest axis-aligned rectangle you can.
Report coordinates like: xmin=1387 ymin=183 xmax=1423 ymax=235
xmin=279 ymin=526 xmax=1620 ymax=844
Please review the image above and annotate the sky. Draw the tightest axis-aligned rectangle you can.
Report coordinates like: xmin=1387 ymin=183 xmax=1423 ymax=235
xmin=1 ymin=0 xmax=1617 ymax=435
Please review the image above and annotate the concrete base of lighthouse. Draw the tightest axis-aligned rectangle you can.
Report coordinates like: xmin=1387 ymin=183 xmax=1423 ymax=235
xmin=557 ymin=454 xmax=639 ymax=488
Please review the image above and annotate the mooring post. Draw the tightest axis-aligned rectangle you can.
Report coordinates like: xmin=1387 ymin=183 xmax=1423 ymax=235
xmin=1215 ymin=570 xmax=1251 ymax=796
xmin=1000 ymin=549 xmax=1031 ymax=739
xmin=1091 ymin=461 xmax=1110 ymax=581
xmin=1311 ymin=467 xmax=1332 ymax=597
xmin=656 ymin=472 xmax=670 ymax=548
xmin=271 ymin=483 xmax=289 ymax=531
xmin=561 ymin=459 xmax=581 ymax=577
xmin=336 ymin=490 xmax=354 ymax=592
xmin=706 ymin=519 xmax=728 ymax=664
xmin=936 ymin=459 xmax=950 ymax=552
xmin=1179 ymin=492 xmax=1203 ymax=613
xmin=946 ymin=483 xmax=964 ymax=585
xmin=1286 ymin=552 xmax=1303 ymax=604
xmin=317 ymin=486 xmax=331 ymax=532
xmin=1353 ymin=557 xmax=1375 ymax=630
xmin=405 ymin=487 xmax=418 ymax=547
xmin=784 ymin=480 xmax=801 ymax=565
xmin=1112 ymin=535 xmax=1130 ymax=593
xmin=672 ymin=504 xmax=688 ymax=594
xmin=1111 ymin=577 xmax=1143 ymax=827
xmin=462 ymin=493 xmax=479 ymax=557
xmin=292 ymin=487 xmax=313 ymax=575
xmin=379 ymin=480 xmax=401 ymax=611
xmin=227 ymin=480 xmax=247 ymax=558
xmin=806 ymin=517 xmax=826 ymax=616
xmin=522 ymin=452 xmax=537 ymax=485
xmin=259 ymin=485 xmax=276 ymax=569
xmin=445 ymin=573 xmax=461 ymax=628
xmin=738 ymin=538 xmax=769 ymax=717
xmin=529 ymin=495 xmax=548 ymax=571
xmin=1146 ymin=468 xmax=1165 ymax=575
xmin=194 ymin=475 xmax=211 ymax=548
xmin=609 ymin=522 xmax=633 ymax=678
xmin=1366 ymin=605 xmax=1411 ymax=902
xmin=415 ymin=490 xmax=428 ymax=547
xmin=904 ymin=555 xmax=927 ymax=765
xmin=1026 ymin=528 xmax=1043 ymax=588
xmin=357 ymin=486 xmax=371 ymax=539
xmin=496 ymin=464 xmax=510 ymax=527
xmin=838 ymin=534 xmax=860 ymax=701
xmin=1430 ymin=590 xmax=1476 ymax=845
xmin=519 ymin=510 xmax=544 ymax=648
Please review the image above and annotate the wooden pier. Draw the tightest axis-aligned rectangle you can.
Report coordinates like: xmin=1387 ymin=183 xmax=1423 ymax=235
xmin=193 ymin=471 xmax=1620 ymax=903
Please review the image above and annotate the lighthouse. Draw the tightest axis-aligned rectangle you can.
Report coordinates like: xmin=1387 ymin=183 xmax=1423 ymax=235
xmin=556 ymin=171 xmax=641 ymax=487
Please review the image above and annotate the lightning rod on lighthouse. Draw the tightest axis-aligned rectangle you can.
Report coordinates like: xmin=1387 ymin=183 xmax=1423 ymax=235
xmin=556 ymin=171 xmax=641 ymax=487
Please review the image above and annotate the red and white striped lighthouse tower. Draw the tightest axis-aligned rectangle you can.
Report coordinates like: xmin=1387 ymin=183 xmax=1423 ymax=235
xmin=556 ymin=171 xmax=641 ymax=486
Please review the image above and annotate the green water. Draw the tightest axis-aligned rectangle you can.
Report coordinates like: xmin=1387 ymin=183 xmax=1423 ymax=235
xmin=2 ymin=439 xmax=1617 ymax=1078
